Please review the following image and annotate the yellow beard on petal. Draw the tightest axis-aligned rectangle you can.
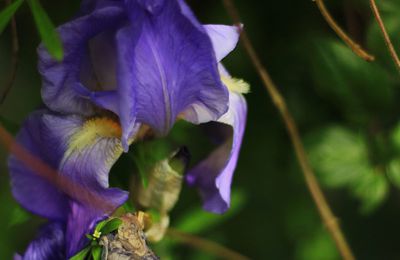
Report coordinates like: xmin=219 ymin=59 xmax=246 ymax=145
xmin=66 ymin=117 xmax=123 ymax=156
xmin=221 ymin=76 xmax=250 ymax=94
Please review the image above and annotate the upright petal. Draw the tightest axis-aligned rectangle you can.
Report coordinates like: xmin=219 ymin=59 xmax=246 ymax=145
xmin=114 ymin=24 xmax=143 ymax=149
xmin=39 ymin=5 xmax=126 ymax=116
xmin=204 ymin=24 xmax=241 ymax=62
xmin=114 ymin=0 xmax=228 ymax=142
xmin=186 ymin=91 xmax=247 ymax=214
xmin=21 ymin=222 xmax=65 ymax=260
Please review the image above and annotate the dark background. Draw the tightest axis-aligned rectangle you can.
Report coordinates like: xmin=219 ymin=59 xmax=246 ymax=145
xmin=1 ymin=0 xmax=400 ymax=259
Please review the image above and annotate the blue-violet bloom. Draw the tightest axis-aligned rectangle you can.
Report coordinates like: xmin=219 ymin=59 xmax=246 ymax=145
xmin=10 ymin=110 xmax=129 ymax=258
xmin=38 ymin=0 xmax=247 ymax=213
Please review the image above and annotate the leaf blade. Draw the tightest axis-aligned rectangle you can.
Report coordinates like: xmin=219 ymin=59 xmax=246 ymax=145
xmin=0 ymin=0 xmax=24 ymax=35
xmin=27 ymin=0 xmax=63 ymax=60
xmin=100 ymin=218 xmax=122 ymax=235
xmin=70 ymin=246 xmax=91 ymax=260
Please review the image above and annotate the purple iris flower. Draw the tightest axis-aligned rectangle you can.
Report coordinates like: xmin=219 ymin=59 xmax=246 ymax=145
xmin=9 ymin=110 xmax=128 ymax=258
xmin=38 ymin=0 xmax=247 ymax=214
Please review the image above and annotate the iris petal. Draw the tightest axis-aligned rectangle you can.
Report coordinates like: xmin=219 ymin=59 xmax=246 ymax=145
xmin=39 ymin=5 xmax=125 ymax=116
xmin=10 ymin=111 xmax=129 ymax=255
xmin=107 ymin=0 xmax=228 ymax=145
xmin=44 ymin=114 xmax=129 ymax=255
xmin=9 ymin=111 xmax=69 ymax=221
xmin=204 ymin=24 xmax=241 ymax=62
xmin=186 ymin=90 xmax=247 ymax=214
xmin=20 ymin=222 xmax=65 ymax=260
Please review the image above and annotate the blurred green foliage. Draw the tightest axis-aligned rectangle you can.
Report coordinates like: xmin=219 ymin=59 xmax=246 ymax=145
xmin=0 ymin=0 xmax=23 ymax=34
xmin=2 ymin=0 xmax=400 ymax=259
xmin=0 ymin=0 xmax=63 ymax=60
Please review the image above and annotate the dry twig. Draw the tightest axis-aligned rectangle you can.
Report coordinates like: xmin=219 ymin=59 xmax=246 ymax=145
xmin=370 ymin=0 xmax=400 ymax=72
xmin=167 ymin=228 xmax=250 ymax=260
xmin=315 ymin=0 xmax=374 ymax=62
xmin=221 ymin=1 xmax=355 ymax=259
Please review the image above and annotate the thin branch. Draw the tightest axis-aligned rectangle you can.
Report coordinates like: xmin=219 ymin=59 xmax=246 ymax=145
xmin=315 ymin=0 xmax=374 ymax=62
xmin=221 ymin=1 xmax=355 ymax=260
xmin=370 ymin=0 xmax=400 ymax=72
xmin=0 ymin=0 xmax=19 ymax=106
xmin=167 ymin=228 xmax=250 ymax=260
xmin=0 ymin=123 xmax=117 ymax=214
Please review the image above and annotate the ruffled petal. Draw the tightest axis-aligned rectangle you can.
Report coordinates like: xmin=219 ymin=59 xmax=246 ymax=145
xmin=204 ymin=24 xmax=241 ymax=62
xmin=65 ymin=200 xmax=122 ymax=257
xmin=39 ymin=5 xmax=126 ymax=116
xmin=186 ymin=91 xmax=247 ymax=214
xmin=137 ymin=0 xmax=165 ymax=14
xmin=10 ymin=111 xmax=130 ymax=255
xmin=21 ymin=222 xmax=65 ymax=260
xmin=42 ymin=114 xmax=129 ymax=255
xmin=112 ymin=0 xmax=228 ymax=144
xmin=9 ymin=111 xmax=69 ymax=221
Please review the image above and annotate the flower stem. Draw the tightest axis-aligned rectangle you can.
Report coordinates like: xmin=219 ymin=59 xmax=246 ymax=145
xmin=0 ymin=0 xmax=19 ymax=106
xmin=369 ymin=0 xmax=400 ymax=72
xmin=167 ymin=228 xmax=249 ymax=260
xmin=221 ymin=1 xmax=355 ymax=260
xmin=315 ymin=0 xmax=374 ymax=62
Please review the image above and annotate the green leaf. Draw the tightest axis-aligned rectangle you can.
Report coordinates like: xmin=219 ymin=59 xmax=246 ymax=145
xmin=306 ymin=126 xmax=369 ymax=187
xmin=175 ymin=191 xmax=246 ymax=234
xmin=295 ymin=227 xmax=339 ymax=260
xmin=391 ymin=123 xmax=400 ymax=154
xmin=27 ymin=0 xmax=63 ymax=60
xmin=306 ymin=125 xmax=389 ymax=213
xmin=8 ymin=205 xmax=30 ymax=228
xmin=99 ymin=218 xmax=122 ymax=235
xmin=351 ymin=170 xmax=389 ymax=214
xmin=91 ymin=246 xmax=102 ymax=260
xmin=310 ymin=38 xmax=394 ymax=123
xmin=387 ymin=159 xmax=400 ymax=189
xmin=94 ymin=219 xmax=108 ymax=233
xmin=0 ymin=0 xmax=24 ymax=35
xmin=70 ymin=246 xmax=91 ymax=260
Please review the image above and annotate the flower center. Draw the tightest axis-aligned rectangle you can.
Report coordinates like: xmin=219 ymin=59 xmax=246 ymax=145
xmin=221 ymin=76 xmax=250 ymax=94
xmin=66 ymin=117 xmax=122 ymax=154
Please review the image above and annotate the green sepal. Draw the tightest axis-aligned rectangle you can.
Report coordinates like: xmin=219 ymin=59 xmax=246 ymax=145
xmin=147 ymin=209 xmax=161 ymax=223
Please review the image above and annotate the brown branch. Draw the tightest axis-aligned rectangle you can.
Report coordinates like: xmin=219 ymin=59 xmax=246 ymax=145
xmin=0 ymin=124 xmax=117 ymax=214
xmin=315 ymin=0 xmax=374 ymax=62
xmin=221 ymin=1 xmax=355 ymax=260
xmin=370 ymin=0 xmax=400 ymax=72
xmin=0 ymin=0 xmax=19 ymax=106
xmin=167 ymin=228 xmax=250 ymax=260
